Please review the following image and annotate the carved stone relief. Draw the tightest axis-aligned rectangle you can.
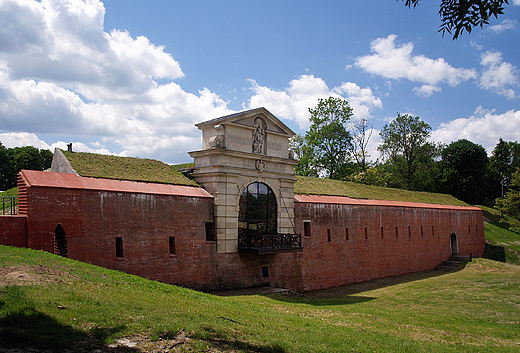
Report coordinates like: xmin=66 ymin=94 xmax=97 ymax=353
xmin=252 ymin=116 xmax=267 ymax=155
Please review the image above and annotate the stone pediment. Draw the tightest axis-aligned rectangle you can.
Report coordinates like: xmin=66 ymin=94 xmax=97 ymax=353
xmin=194 ymin=108 xmax=295 ymax=159
xmin=195 ymin=107 xmax=294 ymax=137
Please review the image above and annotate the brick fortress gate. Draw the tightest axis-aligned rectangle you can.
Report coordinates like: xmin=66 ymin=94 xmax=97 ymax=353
xmin=2 ymin=107 xmax=485 ymax=292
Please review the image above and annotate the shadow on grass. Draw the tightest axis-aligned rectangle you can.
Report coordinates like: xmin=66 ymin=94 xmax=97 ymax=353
xmin=0 ymin=285 xmax=134 ymax=352
xmin=483 ymin=242 xmax=506 ymax=262
xmin=196 ymin=326 xmax=287 ymax=353
xmin=271 ymin=269 xmax=449 ymax=305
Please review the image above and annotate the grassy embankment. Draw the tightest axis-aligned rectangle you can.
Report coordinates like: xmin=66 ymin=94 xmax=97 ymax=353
xmin=0 ymin=245 xmax=519 ymax=352
xmin=478 ymin=205 xmax=520 ymax=265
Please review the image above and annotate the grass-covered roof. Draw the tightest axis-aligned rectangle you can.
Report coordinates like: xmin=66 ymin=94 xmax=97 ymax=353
xmin=62 ymin=151 xmax=467 ymax=206
xmin=294 ymin=176 xmax=468 ymax=206
xmin=62 ymin=151 xmax=198 ymax=187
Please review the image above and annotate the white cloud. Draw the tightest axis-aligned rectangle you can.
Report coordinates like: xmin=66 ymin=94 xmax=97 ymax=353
xmin=479 ymin=51 xmax=518 ymax=99
xmin=470 ymin=40 xmax=484 ymax=51
xmin=488 ymin=19 xmax=518 ymax=33
xmin=246 ymin=75 xmax=382 ymax=129
xmin=430 ymin=107 xmax=520 ymax=154
xmin=513 ymin=0 xmax=520 ymax=6
xmin=355 ymin=35 xmax=476 ymax=95
xmin=412 ymin=84 xmax=442 ymax=98
xmin=0 ymin=0 xmax=232 ymax=163
xmin=0 ymin=132 xmax=113 ymax=155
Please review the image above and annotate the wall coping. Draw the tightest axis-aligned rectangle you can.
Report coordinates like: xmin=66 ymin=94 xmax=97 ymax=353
xmin=19 ymin=170 xmax=213 ymax=199
xmin=294 ymin=194 xmax=482 ymax=211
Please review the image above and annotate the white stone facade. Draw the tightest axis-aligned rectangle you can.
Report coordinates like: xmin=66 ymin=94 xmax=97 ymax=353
xmin=189 ymin=108 xmax=297 ymax=254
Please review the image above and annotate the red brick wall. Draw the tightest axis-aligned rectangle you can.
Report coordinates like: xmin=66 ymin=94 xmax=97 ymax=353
xmin=287 ymin=202 xmax=485 ymax=292
xmin=24 ymin=185 xmax=218 ymax=290
xmin=76 ymin=190 xmax=217 ymax=289
xmin=0 ymin=216 xmax=27 ymax=248
xmin=20 ymin=179 xmax=485 ymax=293
xmin=25 ymin=186 xmax=82 ymax=252
xmin=214 ymin=203 xmax=484 ymax=292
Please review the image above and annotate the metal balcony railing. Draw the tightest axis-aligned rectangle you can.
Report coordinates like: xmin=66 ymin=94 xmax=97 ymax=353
xmin=238 ymin=233 xmax=303 ymax=255
xmin=1 ymin=196 xmax=17 ymax=215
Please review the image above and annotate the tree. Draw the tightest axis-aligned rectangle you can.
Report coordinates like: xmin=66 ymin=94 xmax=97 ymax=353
xmin=348 ymin=117 xmax=374 ymax=174
xmin=490 ymin=138 xmax=520 ymax=198
xmin=401 ymin=0 xmax=510 ymax=39
xmin=0 ymin=142 xmax=15 ymax=190
xmin=495 ymin=168 xmax=520 ymax=232
xmin=295 ymin=97 xmax=353 ymax=179
xmin=40 ymin=149 xmax=54 ymax=170
xmin=378 ymin=113 xmax=434 ymax=190
xmin=0 ymin=145 xmax=54 ymax=189
xmin=8 ymin=146 xmax=44 ymax=172
xmin=352 ymin=164 xmax=392 ymax=187
xmin=439 ymin=139 xmax=489 ymax=204
xmin=490 ymin=138 xmax=512 ymax=198
xmin=290 ymin=134 xmax=320 ymax=177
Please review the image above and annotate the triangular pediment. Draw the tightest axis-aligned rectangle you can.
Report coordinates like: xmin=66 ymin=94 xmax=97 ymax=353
xmin=196 ymin=107 xmax=294 ymax=137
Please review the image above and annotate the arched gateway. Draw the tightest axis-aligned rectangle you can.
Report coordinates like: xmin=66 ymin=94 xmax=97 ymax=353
xmin=238 ymin=182 xmax=277 ymax=237
xmin=189 ymin=107 xmax=302 ymax=255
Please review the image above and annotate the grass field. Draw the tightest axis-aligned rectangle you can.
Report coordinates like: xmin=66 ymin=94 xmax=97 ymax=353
xmin=0 ymin=245 xmax=519 ymax=352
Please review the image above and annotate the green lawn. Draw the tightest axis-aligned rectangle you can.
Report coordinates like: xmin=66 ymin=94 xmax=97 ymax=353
xmin=1 ymin=245 xmax=519 ymax=352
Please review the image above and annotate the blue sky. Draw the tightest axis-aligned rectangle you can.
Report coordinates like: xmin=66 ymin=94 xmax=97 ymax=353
xmin=1 ymin=0 xmax=519 ymax=164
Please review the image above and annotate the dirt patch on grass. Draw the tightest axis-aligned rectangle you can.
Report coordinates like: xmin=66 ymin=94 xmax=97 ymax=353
xmin=0 ymin=265 xmax=77 ymax=286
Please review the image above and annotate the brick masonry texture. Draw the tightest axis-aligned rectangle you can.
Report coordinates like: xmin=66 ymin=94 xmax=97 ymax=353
xmin=0 ymin=215 xmax=27 ymax=248
xmin=3 ymin=170 xmax=485 ymax=293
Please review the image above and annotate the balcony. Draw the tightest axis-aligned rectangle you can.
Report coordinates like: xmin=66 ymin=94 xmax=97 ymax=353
xmin=238 ymin=233 xmax=303 ymax=255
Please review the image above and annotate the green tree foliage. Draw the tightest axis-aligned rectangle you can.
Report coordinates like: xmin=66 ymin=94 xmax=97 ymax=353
xmin=0 ymin=144 xmax=54 ymax=190
xmin=496 ymin=168 xmax=520 ymax=232
xmin=8 ymin=146 xmax=43 ymax=172
xmin=40 ymin=149 xmax=54 ymax=170
xmin=401 ymin=0 xmax=510 ymax=39
xmin=348 ymin=117 xmax=373 ymax=173
xmin=378 ymin=113 xmax=436 ymax=190
xmin=0 ymin=142 xmax=15 ymax=190
xmin=290 ymin=134 xmax=320 ymax=177
xmin=490 ymin=138 xmax=520 ymax=198
xmin=351 ymin=164 xmax=392 ymax=187
xmin=439 ymin=139 xmax=489 ymax=205
xmin=294 ymin=97 xmax=354 ymax=179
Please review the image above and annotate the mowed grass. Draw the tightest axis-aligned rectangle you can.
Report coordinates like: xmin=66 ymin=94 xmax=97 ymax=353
xmin=0 ymin=246 xmax=519 ymax=352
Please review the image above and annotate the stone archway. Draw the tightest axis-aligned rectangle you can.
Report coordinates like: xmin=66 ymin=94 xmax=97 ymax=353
xmin=450 ymin=232 xmax=459 ymax=255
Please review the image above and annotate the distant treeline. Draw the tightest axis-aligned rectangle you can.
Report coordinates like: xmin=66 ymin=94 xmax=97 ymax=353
xmin=0 ymin=143 xmax=53 ymax=190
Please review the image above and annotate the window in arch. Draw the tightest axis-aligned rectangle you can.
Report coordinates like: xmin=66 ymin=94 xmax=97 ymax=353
xmin=238 ymin=182 xmax=277 ymax=237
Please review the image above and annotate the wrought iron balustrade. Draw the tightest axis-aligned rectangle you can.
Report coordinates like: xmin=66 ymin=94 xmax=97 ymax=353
xmin=238 ymin=232 xmax=303 ymax=254
xmin=1 ymin=196 xmax=17 ymax=215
